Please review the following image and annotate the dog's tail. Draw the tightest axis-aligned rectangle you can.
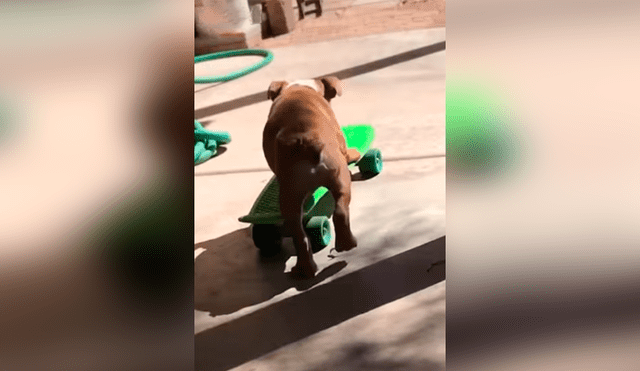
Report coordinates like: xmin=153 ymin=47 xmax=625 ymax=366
xmin=274 ymin=133 xmax=324 ymax=171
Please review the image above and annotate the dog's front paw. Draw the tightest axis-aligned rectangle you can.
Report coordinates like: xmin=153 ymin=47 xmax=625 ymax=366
xmin=291 ymin=260 xmax=318 ymax=279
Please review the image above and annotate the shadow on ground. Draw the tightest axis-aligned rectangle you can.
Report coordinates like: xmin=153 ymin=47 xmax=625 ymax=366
xmin=194 ymin=41 xmax=445 ymax=119
xmin=194 ymin=80 xmax=232 ymax=94
xmin=195 ymin=227 xmax=348 ymax=317
xmin=195 ymin=236 xmax=445 ymax=371
xmin=321 ymin=342 xmax=445 ymax=371
xmin=197 ymin=119 xmax=215 ymax=127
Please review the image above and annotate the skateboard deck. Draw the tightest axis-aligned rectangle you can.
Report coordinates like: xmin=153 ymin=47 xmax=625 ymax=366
xmin=238 ymin=124 xmax=376 ymax=226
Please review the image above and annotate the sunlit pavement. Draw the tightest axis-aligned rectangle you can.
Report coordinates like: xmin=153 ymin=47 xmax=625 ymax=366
xmin=195 ymin=27 xmax=445 ymax=371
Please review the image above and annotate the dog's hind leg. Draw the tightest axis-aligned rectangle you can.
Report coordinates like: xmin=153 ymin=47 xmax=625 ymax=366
xmin=328 ymin=167 xmax=358 ymax=252
xmin=346 ymin=148 xmax=361 ymax=164
xmin=280 ymin=185 xmax=318 ymax=278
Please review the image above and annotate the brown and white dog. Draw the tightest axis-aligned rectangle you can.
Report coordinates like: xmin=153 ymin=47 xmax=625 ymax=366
xmin=263 ymin=76 xmax=361 ymax=278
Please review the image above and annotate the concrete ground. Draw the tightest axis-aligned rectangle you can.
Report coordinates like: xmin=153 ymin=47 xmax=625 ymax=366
xmin=195 ymin=27 xmax=446 ymax=370
xmin=255 ymin=0 xmax=446 ymax=49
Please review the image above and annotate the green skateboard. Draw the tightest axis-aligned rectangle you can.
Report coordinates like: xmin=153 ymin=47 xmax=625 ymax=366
xmin=239 ymin=124 xmax=383 ymax=256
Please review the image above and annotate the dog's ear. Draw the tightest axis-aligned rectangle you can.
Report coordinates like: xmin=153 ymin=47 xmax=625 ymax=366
xmin=319 ymin=76 xmax=343 ymax=101
xmin=267 ymin=81 xmax=287 ymax=101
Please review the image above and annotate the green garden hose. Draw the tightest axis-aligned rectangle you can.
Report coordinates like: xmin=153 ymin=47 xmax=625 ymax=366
xmin=194 ymin=119 xmax=232 ymax=165
xmin=194 ymin=49 xmax=274 ymax=84
xmin=194 ymin=49 xmax=274 ymax=165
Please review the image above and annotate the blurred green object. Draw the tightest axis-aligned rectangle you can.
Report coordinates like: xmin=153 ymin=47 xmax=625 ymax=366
xmin=446 ymin=79 xmax=518 ymax=181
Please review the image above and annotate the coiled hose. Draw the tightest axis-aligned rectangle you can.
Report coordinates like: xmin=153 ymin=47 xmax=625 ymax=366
xmin=194 ymin=49 xmax=274 ymax=166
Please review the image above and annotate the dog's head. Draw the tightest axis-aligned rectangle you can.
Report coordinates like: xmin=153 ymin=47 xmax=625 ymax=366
xmin=267 ymin=76 xmax=344 ymax=102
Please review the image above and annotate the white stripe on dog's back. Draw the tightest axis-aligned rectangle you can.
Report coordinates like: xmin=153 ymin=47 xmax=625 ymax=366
xmin=287 ymin=79 xmax=321 ymax=93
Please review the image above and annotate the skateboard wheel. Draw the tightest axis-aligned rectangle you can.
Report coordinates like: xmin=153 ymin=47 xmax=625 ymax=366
xmin=252 ymin=224 xmax=282 ymax=257
xmin=305 ymin=216 xmax=332 ymax=252
xmin=358 ymin=148 xmax=383 ymax=175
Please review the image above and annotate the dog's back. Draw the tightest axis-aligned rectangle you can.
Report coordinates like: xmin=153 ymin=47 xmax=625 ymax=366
xmin=263 ymin=85 xmax=339 ymax=178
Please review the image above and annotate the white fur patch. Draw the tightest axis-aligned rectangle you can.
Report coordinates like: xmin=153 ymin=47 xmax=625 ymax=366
xmin=287 ymin=79 xmax=321 ymax=93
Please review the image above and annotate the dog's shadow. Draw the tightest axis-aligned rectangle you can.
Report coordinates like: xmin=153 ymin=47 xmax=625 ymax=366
xmin=195 ymin=227 xmax=347 ymax=318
